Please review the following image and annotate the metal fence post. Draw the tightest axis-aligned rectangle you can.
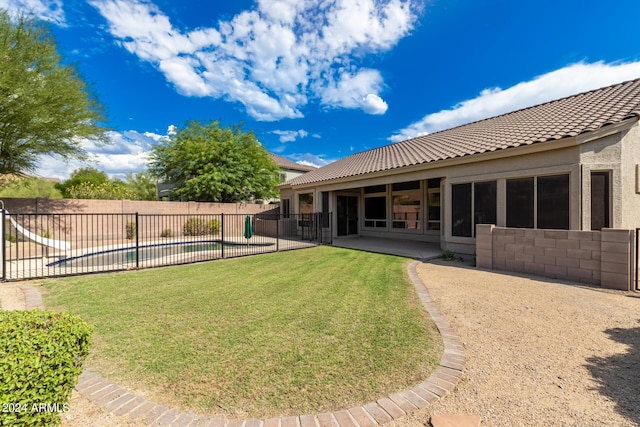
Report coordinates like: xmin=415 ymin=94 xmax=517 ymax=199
xmin=135 ymin=212 xmax=140 ymax=269
xmin=276 ymin=213 xmax=280 ymax=252
xmin=221 ymin=213 xmax=225 ymax=259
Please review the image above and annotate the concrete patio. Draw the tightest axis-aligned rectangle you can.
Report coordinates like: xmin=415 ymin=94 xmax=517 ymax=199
xmin=332 ymin=236 xmax=443 ymax=260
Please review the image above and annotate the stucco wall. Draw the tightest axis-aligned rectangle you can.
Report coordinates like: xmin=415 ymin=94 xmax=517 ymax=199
xmin=476 ymin=224 xmax=635 ymax=291
xmin=620 ymin=122 xmax=640 ymax=229
xmin=0 ymin=198 xmax=276 ymax=215
xmin=579 ymin=131 xmax=623 ymax=229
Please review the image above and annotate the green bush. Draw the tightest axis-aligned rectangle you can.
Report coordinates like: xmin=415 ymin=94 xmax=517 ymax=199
xmin=183 ymin=218 xmax=221 ymax=236
xmin=441 ymin=250 xmax=457 ymax=261
xmin=160 ymin=228 xmax=173 ymax=238
xmin=0 ymin=310 xmax=93 ymax=426
xmin=125 ymin=221 xmax=136 ymax=240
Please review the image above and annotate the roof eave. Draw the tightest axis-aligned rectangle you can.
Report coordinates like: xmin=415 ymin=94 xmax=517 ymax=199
xmin=285 ymin=136 xmax=581 ymax=190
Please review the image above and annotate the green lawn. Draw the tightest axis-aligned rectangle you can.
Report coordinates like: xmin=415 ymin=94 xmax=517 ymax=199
xmin=41 ymin=246 xmax=442 ymax=418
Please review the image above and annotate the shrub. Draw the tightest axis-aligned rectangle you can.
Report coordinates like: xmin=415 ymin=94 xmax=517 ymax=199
xmin=5 ymin=233 xmax=17 ymax=243
xmin=442 ymin=250 xmax=457 ymax=261
xmin=0 ymin=310 xmax=93 ymax=426
xmin=125 ymin=221 xmax=136 ymax=240
xmin=183 ymin=218 xmax=221 ymax=236
xmin=160 ymin=228 xmax=173 ymax=238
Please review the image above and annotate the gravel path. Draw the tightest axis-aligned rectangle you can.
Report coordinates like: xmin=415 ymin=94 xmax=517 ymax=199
xmin=3 ymin=259 xmax=640 ymax=426
xmin=394 ymin=259 xmax=640 ymax=427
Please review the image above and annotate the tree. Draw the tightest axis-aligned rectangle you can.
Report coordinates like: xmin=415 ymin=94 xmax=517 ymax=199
xmin=0 ymin=176 xmax=62 ymax=198
xmin=65 ymin=181 xmax=135 ymax=200
xmin=123 ymin=171 xmax=157 ymax=201
xmin=148 ymin=120 xmax=280 ymax=202
xmin=55 ymin=167 xmax=109 ymax=197
xmin=56 ymin=167 xmax=135 ymax=200
xmin=0 ymin=11 xmax=108 ymax=176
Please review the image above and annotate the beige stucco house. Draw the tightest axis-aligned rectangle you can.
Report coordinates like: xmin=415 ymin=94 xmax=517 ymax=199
xmin=278 ymin=78 xmax=640 ymax=255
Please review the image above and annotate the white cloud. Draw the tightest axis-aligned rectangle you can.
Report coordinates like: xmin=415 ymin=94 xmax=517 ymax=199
xmin=389 ymin=61 xmax=640 ymax=142
xmin=271 ymin=129 xmax=309 ymax=143
xmin=88 ymin=0 xmax=419 ymax=120
xmin=36 ymin=129 xmax=168 ymax=180
xmin=288 ymin=153 xmax=334 ymax=168
xmin=0 ymin=0 xmax=65 ymax=25
xmin=321 ymin=69 xmax=388 ymax=114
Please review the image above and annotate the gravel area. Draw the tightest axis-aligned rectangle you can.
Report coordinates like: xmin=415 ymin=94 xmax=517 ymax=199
xmin=3 ymin=259 xmax=640 ymax=426
xmin=395 ymin=259 xmax=640 ymax=427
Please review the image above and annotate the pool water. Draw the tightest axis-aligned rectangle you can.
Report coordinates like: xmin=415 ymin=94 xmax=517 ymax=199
xmin=48 ymin=241 xmax=224 ymax=268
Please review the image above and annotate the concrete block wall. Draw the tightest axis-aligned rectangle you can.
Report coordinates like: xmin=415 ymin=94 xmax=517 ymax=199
xmin=476 ymin=224 xmax=635 ymax=291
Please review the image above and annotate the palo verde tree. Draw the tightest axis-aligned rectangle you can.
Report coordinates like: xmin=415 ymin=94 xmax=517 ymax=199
xmin=148 ymin=120 xmax=280 ymax=202
xmin=0 ymin=11 xmax=108 ymax=175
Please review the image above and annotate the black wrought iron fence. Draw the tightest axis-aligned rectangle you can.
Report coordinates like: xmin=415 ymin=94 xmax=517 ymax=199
xmin=1 ymin=211 xmax=332 ymax=281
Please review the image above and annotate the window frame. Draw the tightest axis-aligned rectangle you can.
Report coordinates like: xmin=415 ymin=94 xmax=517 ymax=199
xmin=391 ymin=181 xmax=422 ymax=231
xmin=505 ymin=174 xmax=571 ymax=230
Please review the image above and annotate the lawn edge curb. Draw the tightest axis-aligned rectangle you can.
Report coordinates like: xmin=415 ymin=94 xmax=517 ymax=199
xmin=19 ymin=259 xmax=464 ymax=426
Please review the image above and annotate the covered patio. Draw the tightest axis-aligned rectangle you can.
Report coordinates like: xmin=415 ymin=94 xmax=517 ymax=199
xmin=332 ymin=236 xmax=442 ymax=260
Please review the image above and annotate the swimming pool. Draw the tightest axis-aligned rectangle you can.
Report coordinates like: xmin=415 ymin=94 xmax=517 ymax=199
xmin=46 ymin=240 xmax=273 ymax=268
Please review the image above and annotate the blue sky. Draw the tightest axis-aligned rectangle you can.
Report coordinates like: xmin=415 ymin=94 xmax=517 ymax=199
xmin=3 ymin=0 xmax=640 ymax=180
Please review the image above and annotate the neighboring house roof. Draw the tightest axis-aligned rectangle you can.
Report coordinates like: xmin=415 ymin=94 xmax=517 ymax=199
xmin=271 ymin=153 xmax=317 ymax=172
xmin=284 ymin=78 xmax=640 ymax=187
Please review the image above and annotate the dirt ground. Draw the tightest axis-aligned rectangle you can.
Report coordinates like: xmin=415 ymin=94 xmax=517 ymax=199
xmin=3 ymin=260 xmax=640 ymax=426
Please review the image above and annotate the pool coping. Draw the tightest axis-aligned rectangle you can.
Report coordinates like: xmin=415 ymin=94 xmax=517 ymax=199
xmin=20 ymin=259 xmax=464 ymax=426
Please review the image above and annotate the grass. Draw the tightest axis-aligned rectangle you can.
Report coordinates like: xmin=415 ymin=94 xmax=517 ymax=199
xmin=41 ymin=246 xmax=443 ymax=418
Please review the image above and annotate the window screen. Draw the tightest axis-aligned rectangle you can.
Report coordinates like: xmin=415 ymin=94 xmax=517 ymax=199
xmin=364 ymin=196 xmax=387 ymax=228
xmin=452 ymin=183 xmax=472 ymax=237
xmin=321 ymin=192 xmax=330 ymax=228
xmin=537 ymin=174 xmax=569 ymax=229
xmin=506 ymin=178 xmax=534 ymax=228
xmin=474 ymin=181 xmax=497 ymax=228
xmin=591 ymin=172 xmax=610 ymax=231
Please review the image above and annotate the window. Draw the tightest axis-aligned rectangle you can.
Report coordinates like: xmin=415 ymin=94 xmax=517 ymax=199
xmin=591 ymin=172 xmax=610 ymax=230
xmin=537 ymin=174 xmax=569 ymax=229
xmin=427 ymin=178 xmax=441 ymax=231
xmin=392 ymin=181 xmax=421 ymax=230
xmin=321 ymin=192 xmax=330 ymax=228
xmin=364 ymin=185 xmax=386 ymax=194
xmin=392 ymin=181 xmax=420 ymax=191
xmin=364 ymin=196 xmax=387 ymax=228
xmin=506 ymin=177 xmax=534 ymax=228
xmin=299 ymin=193 xmax=313 ymax=214
xmin=451 ymin=183 xmax=472 ymax=237
xmin=451 ymin=181 xmax=497 ymax=238
xmin=474 ymin=181 xmax=497 ymax=227
xmin=506 ymin=175 xmax=570 ymax=230
xmin=281 ymin=199 xmax=290 ymax=218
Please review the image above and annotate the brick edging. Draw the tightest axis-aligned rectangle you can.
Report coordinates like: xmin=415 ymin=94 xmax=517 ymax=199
xmin=19 ymin=260 xmax=464 ymax=426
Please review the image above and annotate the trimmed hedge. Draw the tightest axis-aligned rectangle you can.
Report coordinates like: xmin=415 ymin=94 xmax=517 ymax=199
xmin=0 ymin=310 xmax=93 ymax=426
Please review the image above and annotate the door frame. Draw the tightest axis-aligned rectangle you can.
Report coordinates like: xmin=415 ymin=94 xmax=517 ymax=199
xmin=336 ymin=194 xmax=359 ymax=236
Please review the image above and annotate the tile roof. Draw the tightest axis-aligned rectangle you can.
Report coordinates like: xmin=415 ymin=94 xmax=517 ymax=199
xmin=270 ymin=153 xmax=317 ymax=172
xmin=283 ymin=78 xmax=640 ymax=187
